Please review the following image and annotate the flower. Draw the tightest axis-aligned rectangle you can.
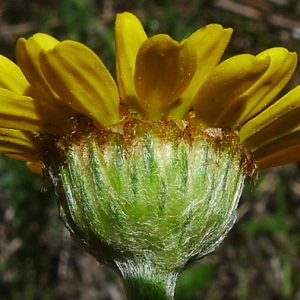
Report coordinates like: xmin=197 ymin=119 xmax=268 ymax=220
xmin=1 ymin=11 xmax=300 ymax=300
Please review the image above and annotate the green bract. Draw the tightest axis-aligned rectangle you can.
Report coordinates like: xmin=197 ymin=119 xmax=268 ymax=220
xmin=47 ymin=118 xmax=256 ymax=299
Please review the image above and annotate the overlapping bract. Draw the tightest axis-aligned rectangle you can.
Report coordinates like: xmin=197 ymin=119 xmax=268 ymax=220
xmin=0 ymin=12 xmax=300 ymax=170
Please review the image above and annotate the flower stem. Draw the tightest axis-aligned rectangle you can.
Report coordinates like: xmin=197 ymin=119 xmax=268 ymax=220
xmin=115 ymin=260 xmax=179 ymax=300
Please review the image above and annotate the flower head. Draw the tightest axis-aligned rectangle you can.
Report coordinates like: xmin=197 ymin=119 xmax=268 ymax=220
xmin=1 ymin=12 xmax=300 ymax=299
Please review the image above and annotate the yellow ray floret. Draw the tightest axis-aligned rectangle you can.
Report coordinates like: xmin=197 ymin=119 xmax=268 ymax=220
xmin=221 ymin=48 xmax=298 ymax=128
xmin=40 ymin=40 xmax=120 ymax=126
xmin=0 ymin=55 xmax=30 ymax=94
xmin=115 ymin=12 xmax=147 ymax=108
xmin=16 ymin=33 xmax=60 ymax=102
xmin=0 ymin=128 xmax=40 ymax=155
xmin=255 ymin=140 xmax=300 ymax=169
xmin=168 ymin=24 xmax=233 ymax=120
xmin=240 ymin=86 xmax=300 ymax=149
xmin=0 ymin=89 xmax=69 ymax=135
xmin=193 ymin=54 xmax=270 ymax=127
xmin=134 ymin=34 xmax=196 ymax=120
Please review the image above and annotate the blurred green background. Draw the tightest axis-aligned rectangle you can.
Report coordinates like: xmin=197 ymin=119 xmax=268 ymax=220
xmin=0 ymin=0 xmax=300 ymax=299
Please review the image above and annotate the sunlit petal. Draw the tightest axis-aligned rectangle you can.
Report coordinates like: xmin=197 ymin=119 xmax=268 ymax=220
xmin=115 ymin=12 xmax=147 ymax=113
xmin=134 ymin=34 xmax=197 ymax=120
xmin=40 ymin=40 xmax=120 ymax=126
xmin=194 ymin=54 xmax=270 ymax=127
xmin=0 ymin=55 xmax=30 ymax=94
xmin=240 ymin=85 xmax=300 ymax=149
xmin=16 ymin=33 xmax=60 ymax=100
xmin=226 ymin=48 xmax=297 ymax=128
xmin=168 ymin=24 xmax=232 ymax=119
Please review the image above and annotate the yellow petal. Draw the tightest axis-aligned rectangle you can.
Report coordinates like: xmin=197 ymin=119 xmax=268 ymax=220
xmin=26 ymin=161 xmax=43 ymax=174
xmin=227 ymin=48 xmax=297 ymax=127
xmin=40 ymin=40 xmax=120 ymax=126
xmin=0 ymin=88 xmax=70 ymax=135
xmin=253 ymin=131 xmax=300 ymax=168
xmin=0 ymin=128 xmax=37 ymax=150
xmin=256 ymin=146 xmax=300 ymax=169
xmin=0 ymin=128 xmax=39 ymax=155
xmin=240 ymin=85 xmax=300 ymax=149
xmin=0 ymin=55 xmax=30 ymax=94
xmin=168 ymin=24 xmax=233 ymax=119
xmin=0 ymin=143 xmax=30 ymax=155
xmin=115 ymin=12 xmax=147 ymax=112
xmin=194 ymin=54 xmax=270 ymax=127
xmin=134 ymin=34 xmax=197 ymax=120
xmin=5 ymin=154 xmax=41 ymax=172
xmin=7 ymin=153 xmax=39 ymax=163
xmin=16 ymin=33 xmax=60 ymax=100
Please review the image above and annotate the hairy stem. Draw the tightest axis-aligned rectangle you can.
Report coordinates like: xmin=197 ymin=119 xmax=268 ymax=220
xmin=115 ymin=259 xmax=179 ymax=300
